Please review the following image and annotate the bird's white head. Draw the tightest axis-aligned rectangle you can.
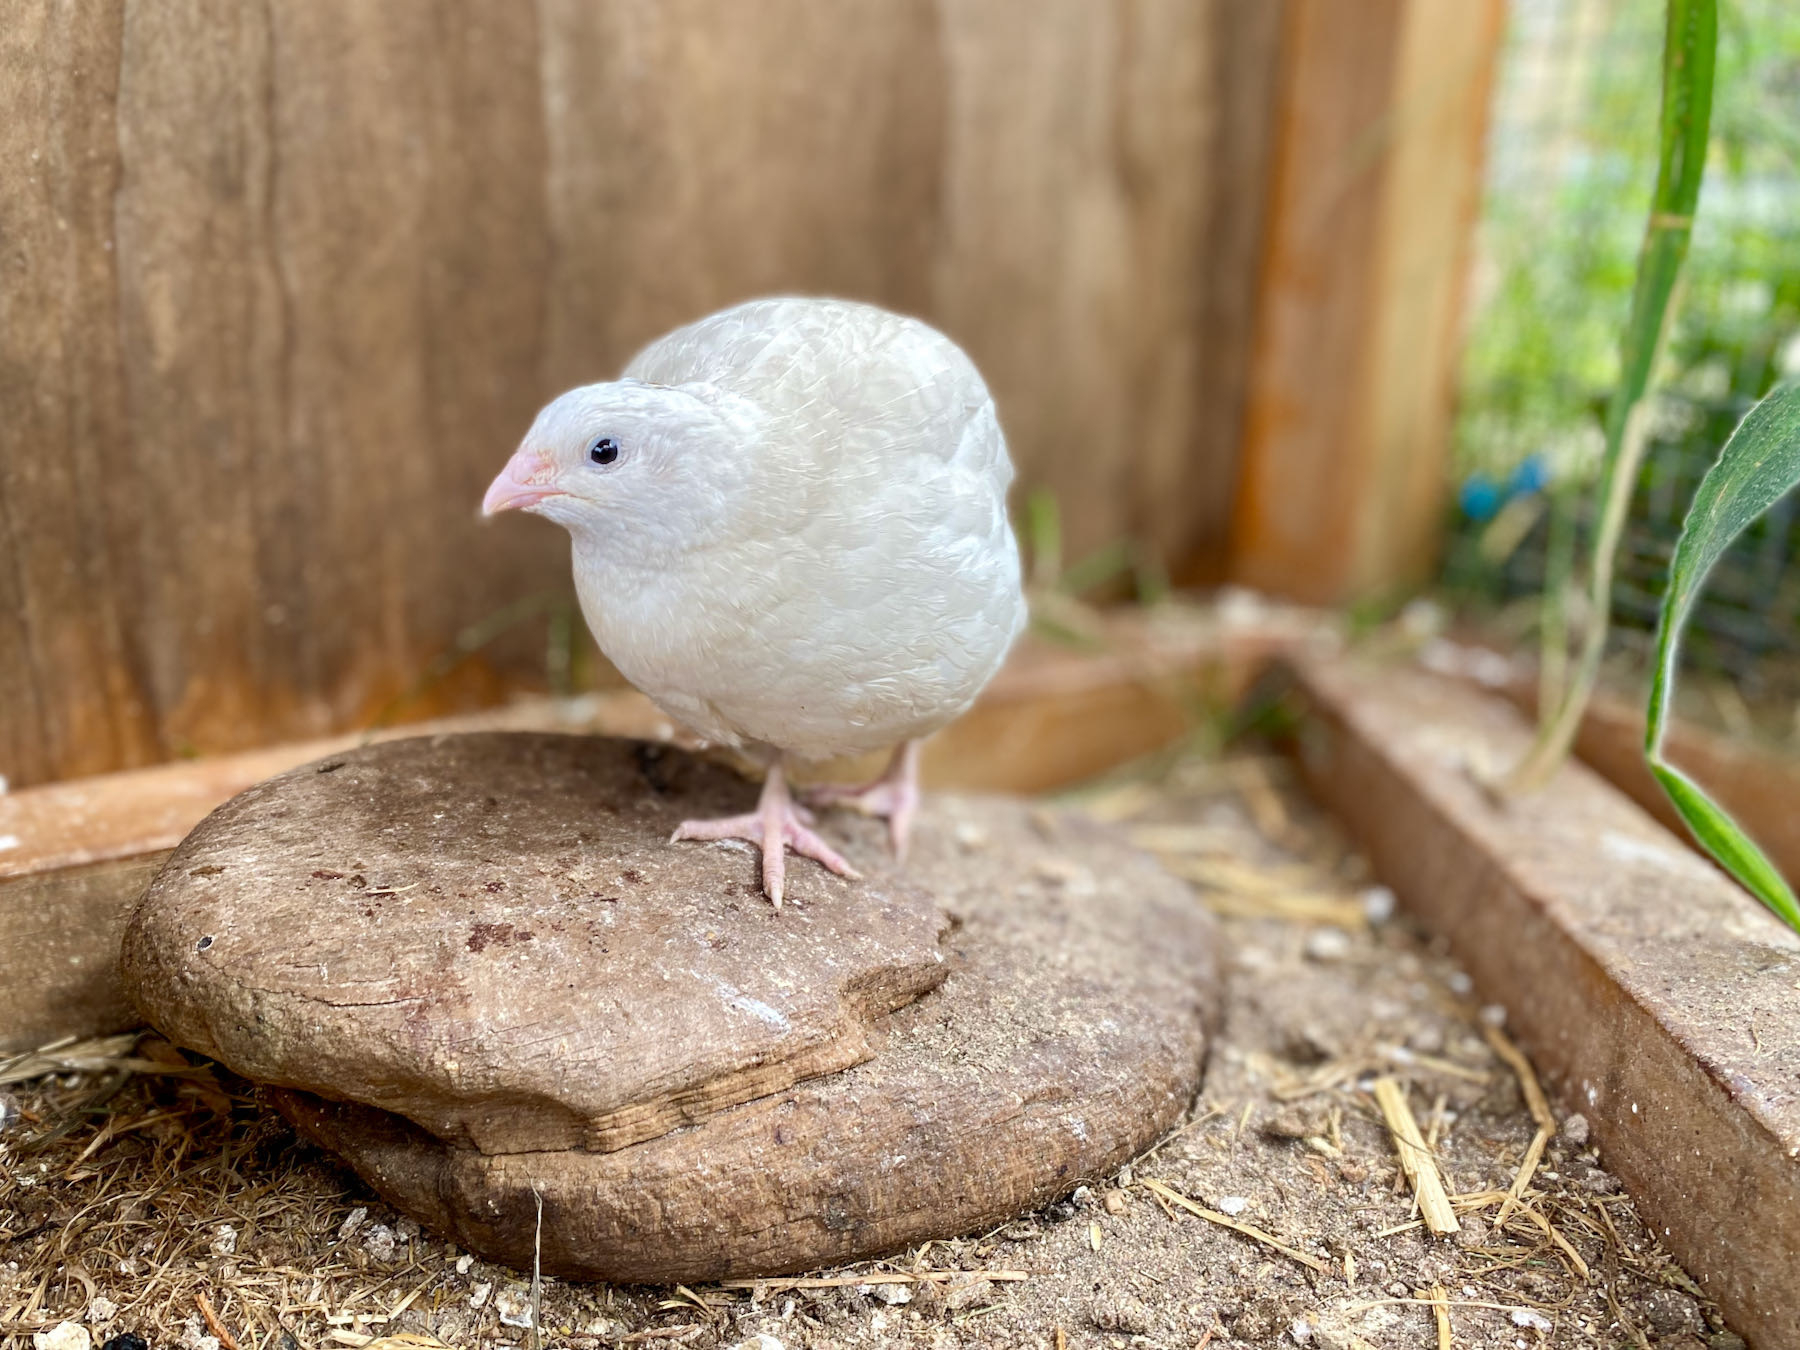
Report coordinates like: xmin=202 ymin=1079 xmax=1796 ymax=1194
xmin=483 ymin=380 xmax=761 ymax=564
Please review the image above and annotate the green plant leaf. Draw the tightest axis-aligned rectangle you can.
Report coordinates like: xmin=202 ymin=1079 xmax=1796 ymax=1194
xmin=1509 ymin=0 xmax=1717 ymax=791
xmin=1646 ymin=381 xmax=1800 ymax=931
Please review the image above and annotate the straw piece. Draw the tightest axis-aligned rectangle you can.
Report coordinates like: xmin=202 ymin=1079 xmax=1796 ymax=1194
xmin=1482 ymin=1023 xmax=1555 ymax=1226
xmin=1430 ymin=1283 xmax=1452 ymax=1349
xmin=1371 ymin=1077 xmax=1460 ymax=1235
xmin=196 ymin=1293 xmax=242 ymax=1350
xmin=1140 ymin=1179 xmax=1328 ymax=1272
xmin=1481 ymin=1023 xmax=1554 ymax=1130
xmin=715 ymin=1270 xmax=1027 ymax=1292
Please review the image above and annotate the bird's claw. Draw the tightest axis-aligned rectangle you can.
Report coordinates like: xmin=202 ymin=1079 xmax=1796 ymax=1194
xmin=671 ymin=806 xmax=859 ymax=909
xmin=800 ymin=741 xmax=922 ymax=862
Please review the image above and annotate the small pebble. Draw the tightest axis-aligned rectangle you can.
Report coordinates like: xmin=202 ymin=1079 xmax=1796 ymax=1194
xmin=495 ymin=1283 xmax=534 ymax=1327
xmin=1102 ymin=1189 xmax=1127 ymax=1215
xmin=952 ymin=822 xmax=988 ymax=850
xmin=0 ymin=1092 xmax=19 ymax=1133
xmin=469 ymin=1281 xmax=492 ymax=1310
xmin=1216 ymin=1196 xmax=1249 ymax=1216
xmin=1360 ymin=885 xmax=1396 ymax=923
xmin=33 ymin=1324 xmax=90 ymax=1350
xmin=361 ymin=1223 xmax=397 ymax=1262
xmin=941 ymin=1277 xmax=992 ymax=1312
xmin=1510 ymin=1308 xmax=1552 ymax=1332
xmin=209 ymin=1224 xmax=238 ymax=1256
xmin=1288 ymin=1316 xmax=1313 ymax=1344
xmin=1446 ymin=970 xmax=1474 ymax=996
xmin=1479 ymin=1003 xmax=1508 ymax=1028
xmin=1557 ymin=1112 xmax=1591 ymax=1148
xmin=456 ymin=1253 xmax=474 ymax=1274
xmin=1303 ymin=927 xmax=1352 ymax=963
xmin=1642 ymin=1287 xmax=1705 ymax=1338
xmin=337 ymin=1206 xmax=369 ymax=1239
xmin=88 ymin=1298 xmax=119 ymax=1324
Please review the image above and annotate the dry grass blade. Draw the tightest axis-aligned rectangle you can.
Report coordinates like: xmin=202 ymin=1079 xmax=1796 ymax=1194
xmin=0 ymin=1033 xmax=144 ymax=1087
xmin=715 ymin=1270 xmax=1028 ymax=1292
xmin=1372 ymin=1078 xmax=1459 ymax=1235
xmin=196 ymin=1292 xmax=242 ymax=1350
xmin=1481 ymin=1024 xmax=1554 ymax=1130
xmin=1431 ymin=1282 xmax=1453 ymax=1349
xmin=1482 ymin=1023 xmax=1556 ymax=1224
xmin=1140 ymin=1179 xmax=1327 ymax=1273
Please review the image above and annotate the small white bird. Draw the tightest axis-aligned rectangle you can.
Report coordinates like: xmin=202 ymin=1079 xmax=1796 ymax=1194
xmin=483 ymin=297 xmax=1027 ymax=906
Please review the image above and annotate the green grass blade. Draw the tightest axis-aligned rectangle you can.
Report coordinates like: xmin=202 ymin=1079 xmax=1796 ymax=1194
xmin=1646 ymin=382 xmax=1800 ymax=930
xmin=1650 ymin=764 xmax=1800 ymax=930
xmin=1511 ymin=0 xmax=1716 ymax=791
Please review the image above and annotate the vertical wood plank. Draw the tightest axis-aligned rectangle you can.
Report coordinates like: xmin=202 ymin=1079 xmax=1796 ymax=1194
xmin=1229 ymin=0 xmax=1504 ymax=604
xmin=1184 ymin=0 xmax=1287 ymax=583
xmin=930 ymin=0 xmax=1215 ymax=569
xmin=0 ymin=2 xmax=144 ymax=781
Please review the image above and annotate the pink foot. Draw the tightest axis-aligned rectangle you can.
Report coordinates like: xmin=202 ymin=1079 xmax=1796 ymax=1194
xmin=671 ymin=759 xmax=859 ymax=908
xmin=802 ymin=741 xmax=921 ymax=861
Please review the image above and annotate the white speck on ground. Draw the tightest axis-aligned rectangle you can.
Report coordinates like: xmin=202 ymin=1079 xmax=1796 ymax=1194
xmin=1304 ymin=927 xmax=1353 ymax=963
xmin=495 ymin=1282 xmax=534 ymax=1327
xmin=31 ymin=1323 xmax=89 ymax=1350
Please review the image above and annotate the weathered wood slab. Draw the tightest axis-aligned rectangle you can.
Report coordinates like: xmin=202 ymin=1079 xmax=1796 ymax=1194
xmin=1277 ymin=653 xmax=1800 ymax=1350
xmin=1422 ymin=636 xmax=1800 ymax=892
xmin=122 ymin=734 xmax=952 ymax=1155
xmin=0 ymin=692 xmax=661 ymax=1052
xmin=123 ymin=736 xmax=1221 ymax=1281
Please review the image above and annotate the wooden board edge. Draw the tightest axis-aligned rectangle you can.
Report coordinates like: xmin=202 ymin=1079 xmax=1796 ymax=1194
xmin=1272 ymin=651 xmax=1800 ymax=1349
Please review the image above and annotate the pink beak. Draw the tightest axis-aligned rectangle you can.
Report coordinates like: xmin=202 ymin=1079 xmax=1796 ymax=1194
xmin=482 ymin=448 xmax=562 ymax=515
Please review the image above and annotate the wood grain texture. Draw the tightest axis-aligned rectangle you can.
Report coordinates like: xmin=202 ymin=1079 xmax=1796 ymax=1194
xmin=2 ymin=0 xmax=1281 ymax=788
xmin=1230 ymin=0 xmax=1504 ymax=603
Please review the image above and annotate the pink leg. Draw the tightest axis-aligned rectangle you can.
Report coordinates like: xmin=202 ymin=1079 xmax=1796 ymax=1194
xmin=670 ymin=757 xmax=859 ymax=908
xmin=801 ymin=740 xmax=922 ymax=861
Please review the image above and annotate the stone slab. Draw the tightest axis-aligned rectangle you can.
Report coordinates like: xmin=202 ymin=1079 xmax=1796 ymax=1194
xmin=123 ymin=734 xmax=1220 ymax=1281
xmin=1276 ymin=654 xmax=1800 ymax=1350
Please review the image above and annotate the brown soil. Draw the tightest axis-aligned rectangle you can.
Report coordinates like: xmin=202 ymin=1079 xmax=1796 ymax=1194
xmin=0 ymin=748 xmax=1739 ymax=1350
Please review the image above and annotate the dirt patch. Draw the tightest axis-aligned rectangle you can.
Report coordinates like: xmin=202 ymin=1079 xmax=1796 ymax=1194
xmin=0 ymin=749 xmax=1739 ymax=1349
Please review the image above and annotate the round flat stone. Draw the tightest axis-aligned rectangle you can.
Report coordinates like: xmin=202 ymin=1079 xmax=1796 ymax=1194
xmin=121 ymin=734 xmax=952 ymax=1154
xmin=123 ymin=733 xmax=1221 ymax=1282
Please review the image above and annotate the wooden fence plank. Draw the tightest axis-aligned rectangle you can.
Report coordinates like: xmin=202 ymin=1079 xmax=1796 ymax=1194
xmin=1230 ymin=0 xmax=1504 ymax=603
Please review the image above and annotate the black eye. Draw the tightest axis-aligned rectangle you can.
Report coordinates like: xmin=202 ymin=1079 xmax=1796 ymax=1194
xmin=588 ymin=437 xmax=619 ymax=466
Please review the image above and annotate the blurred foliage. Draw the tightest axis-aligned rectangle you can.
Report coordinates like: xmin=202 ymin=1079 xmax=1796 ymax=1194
xmin=1456 ymin=0 xmax=1800 ymax=488
xmin=1448 ymin=0 xmax=1800 ymax=694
